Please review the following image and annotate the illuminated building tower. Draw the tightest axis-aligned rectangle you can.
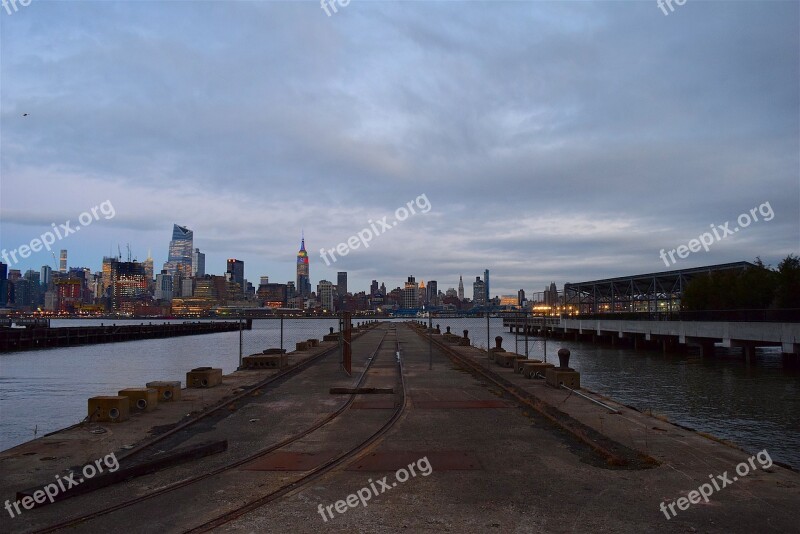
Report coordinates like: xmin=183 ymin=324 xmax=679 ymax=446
xmin=296 ymin=236 xmax=311 ymax=298
xmin=110 ymin=260 xmax=147 ymax=312
xmin=59 ymin=249 xmax=68 ymax=273
xmin=458 ymin=275 xmax=464 ymax=301
xmin=418 ymin=280 xmax=426 ymax=306
xmin=163 ymin=224 xmax=193 ymax=277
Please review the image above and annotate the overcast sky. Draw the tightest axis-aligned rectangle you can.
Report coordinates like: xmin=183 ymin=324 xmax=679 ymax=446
xmin=1 ymin=0 xmax=798 ymax=297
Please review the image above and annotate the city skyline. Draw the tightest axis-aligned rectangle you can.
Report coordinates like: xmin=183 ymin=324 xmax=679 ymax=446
xmin=1 ymin=2 xmax=797 ymax=297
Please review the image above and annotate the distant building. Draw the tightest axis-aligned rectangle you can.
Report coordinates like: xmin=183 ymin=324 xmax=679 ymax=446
xmin=155 ymin=271 xmax=174 ymax=301
xmin=296 ymin=236 xmax=311 ymax=298
xmin=484 ymin=269 xmax=490 ymax=304
xmin=370 ymin=280 xmax=379 ymax=296
xmin=40 ymin=265 xmax=52 ymax=289
xmin=458 ymin=275 xmax=464 ymax=301
xmin=192 ymin=248 xmax=205 ymax=277
xmin=337 ymin=272 xmax=347 ymax=297
xmin=163 ymin=224 xmax=193 ymax=277
xmin=0 ymin=262 xmax=7 ymax=307
xmin=427 ymin=280 xmax=438 ymax=307
xmin=518 ymin=289 xmax=526 ymax=306
xmin=143 ymin=250 xmax=154 ymax=291
xmin=500 ymin=295 xmax=518 ymax=307
xmin=318 ymin=280 xmax=335 ymax=311
xmin=403 ymin=276 xmax=418 ymax=309
xmin=181 ymin=278 xmax=193 ymax=297
xmin=473 ymin=276 xmax=486 ymax=307
xmin=227 ymin=259 xmax=245 ymax=289
xmin=58 ymin=249 xmax=68 ymax=273
xmin=55 ymin=278 xmax=82 ymax=313
xmin=103 ymin=259 xmax=148 ymax=312
xmin=258 ymin=282 xmax=288 ymax=307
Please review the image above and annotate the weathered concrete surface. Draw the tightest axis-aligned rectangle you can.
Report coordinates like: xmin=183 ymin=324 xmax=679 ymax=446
xmin=1 ymin=322 xmax=797 ymax=533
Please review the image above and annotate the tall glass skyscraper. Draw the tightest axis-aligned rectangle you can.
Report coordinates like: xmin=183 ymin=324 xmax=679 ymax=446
xmin=296 ymin=237 xmax=311 ymax=298
xmin=164 ymin=224 xmax=193 ymax=277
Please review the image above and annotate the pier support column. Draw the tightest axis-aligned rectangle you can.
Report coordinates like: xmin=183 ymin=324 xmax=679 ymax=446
xmin=700 ymin=341 xmax=715 ymax=358
xmin=743 ymin=345 xmax=757 ymax=365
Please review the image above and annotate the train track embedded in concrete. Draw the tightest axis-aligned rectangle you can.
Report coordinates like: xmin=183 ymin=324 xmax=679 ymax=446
xmin=34 ymin=325 xmax=407 ymax=533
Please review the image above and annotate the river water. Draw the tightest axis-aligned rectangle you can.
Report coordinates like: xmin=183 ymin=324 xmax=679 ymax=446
xmin=1 ymin=318 xmax=797 ymax=470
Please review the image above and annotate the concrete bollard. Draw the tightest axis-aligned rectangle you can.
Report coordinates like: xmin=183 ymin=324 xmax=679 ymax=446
xmin=296 ymin=341 xmax=309 ymax=351
xmin=459 ymin=329 xmax=470 ymax=346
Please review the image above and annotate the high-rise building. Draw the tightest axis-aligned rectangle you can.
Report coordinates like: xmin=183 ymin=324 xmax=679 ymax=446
xmin=104 ymin=259 xmax=148 ymax=311
xmin=143 ymin=249 xmax=154 ymax=283
xmin=337 ymin=272 xmax=347 ymax=297
xmin=286 ymin=281 xmax=296 ymax=300
xmin=370 ymin=280 xmax=379 ymax=296
xmin=296 ymin=236 xmax=311 ymax=298
xmin=518 ymin=289 xmax=526 ymax=306
xmin=59 ymin=249 xmax=68 ymax=273
xmin=427 ymin=280 xmax=438 ymax=306
xmin=458 ymin=275 xmax=464 ymax=301
xmin=163 ymin=224 xmax=193 ymax=277
xmin=192 ymin=248 xmax=205 ymax=277
xmin=181 ymin=278 xmax=194 ymax=297
xmin=484 ymin=269 xmax=490 ymax=304
xmin=473 ymin=276 xmax=486 ymax=307
xmin=155 ymin=271 xmax=174 ymax=301
xmin=318 ymin=280 xmax=334 ymax=311
xmin=226 ymin=259 xmax=245 ymax=288
xmin=40 ymin=265 xmax=52 ymax=289
xmin=0 ymin=262 xmax=7 ymax=307
xmin=403 ymin=276 xmax=418 ymax=309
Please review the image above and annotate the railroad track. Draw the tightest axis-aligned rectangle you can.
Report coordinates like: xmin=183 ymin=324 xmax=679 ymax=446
xmin=35 ymin=324 xmax=407 ymax=533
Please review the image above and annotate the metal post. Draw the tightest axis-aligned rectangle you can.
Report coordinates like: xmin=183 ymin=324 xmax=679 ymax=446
xmin=428 ymin=314 xmax=433 ymax=370
xmin=238 ymin=317 xmax=243 ymax=369
xmin=515 ymin=312 xmax=519 ymax=355
xmin=542 ymin=315 xmax=547 ymax=363
xmin=486 ymin=312 xmax=490 ymax=369
xmin=280 ymin=315 xmax=284 ymax=354
xmin=524 ymin=312 xmax=529 ymax=358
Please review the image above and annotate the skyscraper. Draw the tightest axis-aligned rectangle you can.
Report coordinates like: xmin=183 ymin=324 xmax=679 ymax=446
xmin=484 ymin=269 xmax=490 ymax=304
xmin=318 ymin=279 xmax=334 ymax=311
xmin=192 ymin=248 xmax=205 ymax=277
xmin=296 ymin=236 xmax=311 ymax=298
xmin=458 ymin=275 xmax=464 ymax=301
xmin=427 ymin=280 xmax=438 ymax=306
xmin=163 ymin=224 xmax=193 ymax=277
xmin=226 ymin=259 xmax=244 ymax=288
xmin=403 ymin=276 xmax=418 ymax=309
xmin=473 ymin=276 xmax=486 ymax=306
xmin=59 ymin=249 xmax=68 ymax=273
xmin=40 ymin=265 xmax=52 ymax=288
xmin=337 ymin=272 xmax=347 ymax=297
xmin=0 ymin=262 xmax=7 ymax=307
xmin=143 ymin=250 xmax=154 ymax=289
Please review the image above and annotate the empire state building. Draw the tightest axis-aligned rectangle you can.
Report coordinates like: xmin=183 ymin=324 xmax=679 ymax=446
xmin=296 ymin=236 xmax=311 ymax=298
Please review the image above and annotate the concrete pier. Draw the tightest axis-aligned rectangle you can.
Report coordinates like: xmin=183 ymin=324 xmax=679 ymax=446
xmin=0 ymin=322 xmax=797 ymax=533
